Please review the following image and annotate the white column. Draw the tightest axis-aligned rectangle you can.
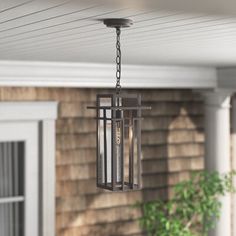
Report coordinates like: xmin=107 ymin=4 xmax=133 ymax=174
xmin=232 ymin=96 xmax=236 ymax=236
xmin=204 ymin=90 xmax=232 ymax=236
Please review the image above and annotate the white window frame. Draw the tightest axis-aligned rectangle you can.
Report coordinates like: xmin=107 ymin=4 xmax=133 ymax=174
xmin=0 ymin=102 xmax=58 ymax=236
xmin=0 ymin=122 xmax=39 ymax=236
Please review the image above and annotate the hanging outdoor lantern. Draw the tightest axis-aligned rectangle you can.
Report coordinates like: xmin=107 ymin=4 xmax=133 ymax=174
xmin=88 ymin=18 xmax=150 ymax=191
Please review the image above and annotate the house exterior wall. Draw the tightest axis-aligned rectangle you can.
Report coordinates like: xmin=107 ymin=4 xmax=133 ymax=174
xmin=0 ymin=87 xmax=204 ymax=236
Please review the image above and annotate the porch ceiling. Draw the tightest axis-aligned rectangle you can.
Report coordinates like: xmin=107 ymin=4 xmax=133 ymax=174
xmin=1 ymin=0 xmax=236 ymax=66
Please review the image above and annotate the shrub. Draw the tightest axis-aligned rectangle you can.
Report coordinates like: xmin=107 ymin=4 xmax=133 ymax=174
xmin=137 ymin=171 xmax=235 ymax=236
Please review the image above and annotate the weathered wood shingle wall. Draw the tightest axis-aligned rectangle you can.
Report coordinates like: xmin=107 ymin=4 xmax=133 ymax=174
xmin=0 ymin=88 xmax=204 ymax=236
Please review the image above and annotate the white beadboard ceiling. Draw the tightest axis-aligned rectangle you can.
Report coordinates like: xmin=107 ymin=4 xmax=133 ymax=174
xmin=1 ymin=0 xmax=236 ymax=66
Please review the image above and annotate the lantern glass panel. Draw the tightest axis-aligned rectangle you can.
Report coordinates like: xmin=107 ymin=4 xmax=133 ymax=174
xmin=97 ymin=96 xmax=112 ymax=189
xmin=106 ymin=120 xmax=112 ymax=184
xmin=133 ymin=119 xmax=141 ymax=187
xmin=98 ymin=117 xmax=103 ymax=185
xmin=116 ymin=95 xmax=141 ymax=190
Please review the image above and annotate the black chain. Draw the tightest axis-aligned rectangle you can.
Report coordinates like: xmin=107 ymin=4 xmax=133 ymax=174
xmin=115 ymin=27 xmax=121 ymax=94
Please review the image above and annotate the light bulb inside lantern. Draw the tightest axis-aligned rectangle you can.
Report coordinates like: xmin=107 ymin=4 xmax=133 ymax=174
xmin=115 ymin=110 xmax=122 ymax=184
xmin=116 ymin=122 xmax=121 ymax=145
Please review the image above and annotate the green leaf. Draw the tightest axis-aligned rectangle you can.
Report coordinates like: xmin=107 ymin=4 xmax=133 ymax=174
xmin=134 ymin=171 xmax=236 ymax=236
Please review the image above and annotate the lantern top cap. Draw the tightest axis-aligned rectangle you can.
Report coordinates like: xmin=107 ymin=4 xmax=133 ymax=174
xmin=87 ymin=93 xmax=151 ymax=110
xmin=87 ymin=105 xmax=151 ymax=110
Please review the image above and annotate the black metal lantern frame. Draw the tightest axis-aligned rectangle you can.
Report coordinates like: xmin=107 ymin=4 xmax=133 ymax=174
xmin=88 ymin=18 xmax=151 ymax=191
xmin=88 ymin=93 xmax=150 ymax=191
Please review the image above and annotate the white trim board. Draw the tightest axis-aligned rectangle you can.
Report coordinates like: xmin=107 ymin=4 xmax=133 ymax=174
xmin=0 ymin=60 xmax=217 ymax=89
xmin=0 ymin=102 xmax=58 ymax=121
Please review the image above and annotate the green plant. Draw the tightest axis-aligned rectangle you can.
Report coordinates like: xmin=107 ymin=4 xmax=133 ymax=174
xmin=137 ymin=171 xmax=235 ymax=236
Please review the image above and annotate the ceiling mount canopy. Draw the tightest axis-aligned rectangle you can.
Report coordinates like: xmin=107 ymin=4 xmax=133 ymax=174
xmin=103 ymin=18 xmax=133 ymax=28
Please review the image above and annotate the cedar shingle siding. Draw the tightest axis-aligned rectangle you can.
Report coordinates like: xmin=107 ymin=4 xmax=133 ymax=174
xmin=0 ymin=88 xmax=204 ymax=236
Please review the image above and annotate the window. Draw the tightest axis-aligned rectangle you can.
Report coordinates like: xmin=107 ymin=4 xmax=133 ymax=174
xmin=0 ymin=102 xmax=57 ymax=236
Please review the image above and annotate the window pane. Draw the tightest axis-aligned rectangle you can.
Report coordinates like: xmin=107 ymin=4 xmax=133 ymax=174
xmin=0 ymin=202 xmax=24 ymax=236
xmin=0 ymin=142 xmax=24 ymax=198
xmin=0 ymin=142 xmax=25 ymax=236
